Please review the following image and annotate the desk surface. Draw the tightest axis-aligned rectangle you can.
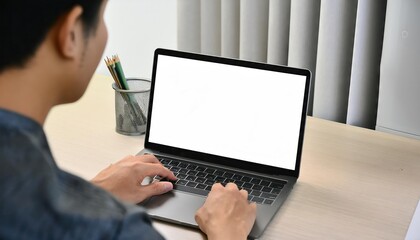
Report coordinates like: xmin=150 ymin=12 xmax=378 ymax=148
xmin=45 ymin=75 xmax=420 ymax=240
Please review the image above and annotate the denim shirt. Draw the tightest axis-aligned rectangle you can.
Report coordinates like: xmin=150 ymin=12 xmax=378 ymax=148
xmin=0 ymin=109 xmax=164 ymax=240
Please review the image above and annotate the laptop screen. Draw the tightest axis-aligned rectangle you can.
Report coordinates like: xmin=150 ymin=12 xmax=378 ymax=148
xmin=147 ymin=50 xmax=309 ymax=171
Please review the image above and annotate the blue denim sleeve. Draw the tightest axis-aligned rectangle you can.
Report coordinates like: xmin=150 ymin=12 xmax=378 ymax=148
xmin=0 ymin=110 xmax=165 ymax=240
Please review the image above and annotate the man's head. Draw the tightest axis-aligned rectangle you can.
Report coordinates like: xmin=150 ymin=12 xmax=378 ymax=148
xmin=0 ymin=0 xmax=108 ymax=109
xmin=0 ymin=0 xmax=104 ymax=73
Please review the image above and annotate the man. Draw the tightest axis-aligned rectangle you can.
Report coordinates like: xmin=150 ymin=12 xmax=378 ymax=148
xmin=0 ymin=1 xmax=256 ymax=239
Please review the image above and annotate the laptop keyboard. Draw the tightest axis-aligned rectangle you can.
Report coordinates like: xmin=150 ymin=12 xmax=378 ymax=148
xmin=153 ymin=155 xmax=287 ymax=205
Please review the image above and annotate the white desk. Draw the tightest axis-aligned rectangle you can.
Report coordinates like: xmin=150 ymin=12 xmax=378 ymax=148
xmin=45 ymin=75 xmax=420 ymax=239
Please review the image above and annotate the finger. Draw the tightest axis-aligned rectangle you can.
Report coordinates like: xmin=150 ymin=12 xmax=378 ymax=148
xmin=211 ymin=183 xmax=223 ymax=191
xmin=164 ymin=167 xmax=177 ymax=180
xmin=239 ymin=189 xmax=248 ymax=199
xmin=137 ymin=163 xmax=177 ymax=180
xmin=250 ymin=202 xmax=257 ymax=215
xmin=194 ymin=208 xmax=207 ymax=234
xmin=140 ymin=181 xmax=173 ymax=199
xmin=247 ymin=202 xmax=258 ymax=224
xmin=225 ymin=182 xmax=238 ymax=190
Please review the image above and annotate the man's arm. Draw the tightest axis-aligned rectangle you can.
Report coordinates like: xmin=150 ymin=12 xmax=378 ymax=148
xmin=195 ymin=183 xmax=257 ymax=240
xmin=91 ymin=154 xmax=177 ymax=204
xmin=91 ymin=155 xmax=257 ymax=239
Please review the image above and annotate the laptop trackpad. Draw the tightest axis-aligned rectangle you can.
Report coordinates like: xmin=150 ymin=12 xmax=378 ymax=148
xmin=143 ymin=191 xmax=205 ymax=227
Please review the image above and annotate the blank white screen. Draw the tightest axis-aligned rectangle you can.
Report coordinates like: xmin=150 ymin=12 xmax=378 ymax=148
xmin=148 ymin=55 xmax=306 ymax=170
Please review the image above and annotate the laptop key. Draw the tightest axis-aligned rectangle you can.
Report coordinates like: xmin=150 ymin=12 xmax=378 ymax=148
xmin=196 ymin=172 xmax=207 ymax=178
xmin=252 ymin=184 xmax=263 ymax=191
xmin=168 ymin=161 xmax=179 ymax=167
xmin=205 ymin=168 xmax=216 ymax=174
xmin=205 ymin=180 xmax=215 ymax=185
xmin=186 ymin=182 xmax=198 ymax=188
xmin=252 ymin=197 xmax=264 ymax=204
xmin=242 ymin=182 xmax=253 ymax=188
xmin=263 ymin=199 xmax=274 ymax=205
xmin=178 ymin=168 xmax=188 ymax=174
xmin=214 ymin=170 xmax=224 ymax=176
xmin=185 ymin=176 xmax=196 ymax=181
xmin=242 ymin=176 xmax=252 ymax=182
xmin=206 ymin=174 xmax=216 ymax=180
xmin=215 ymin=176 xmax=226 ymax=182
xmin=260 ymin=180 xmax=271 ymax=187
xmin=196 ymin=178 xmax=206 ymax=184
xmin=205 ymin=185 xmax=212 ymax=191
xmin=223 ymin=172 xmax=234 ymax=178
xmin=176 ymin=180 xmax=188 ymax=185
xmin=160 ymin=159 xmax=170 ymax=164
xmin=233 ymin=180 xmax=244 ymax=187
xmin=171 ymin=167 xmax=180 ymax=172
xmin=261 ymin=193 xmax=277 ymax=199
xmin=196 ymin=166 xmax=206 ymax=171
xmin=179 ymin=162 xmax=188 ymax=168
xmin=262 ymin=187 xmax=273 ymax=193
xmin=271 ymin=188 xmax=281 ymax=194
xmin=251 ymin=178 xmax=261 ymax=185
xmin=177 ymin=173 xmax=187 ymax=179
xmin=250 ymin=190 xmax=262 ymax=197
xmin=187 ymin=165 xmax=197 ymax=170
xmin=232 ymin=174 xmax=243 ymax=181
xmin=196 ymin=184 xmax=207 ymax=189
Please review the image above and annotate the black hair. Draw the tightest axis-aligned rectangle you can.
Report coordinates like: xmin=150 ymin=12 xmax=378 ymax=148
xmin=0 ymin=0 xmax=103 ymax=73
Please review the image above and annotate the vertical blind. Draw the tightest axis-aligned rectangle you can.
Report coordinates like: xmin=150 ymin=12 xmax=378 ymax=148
xmin=177 ymin=0 xmax=387 ymax=129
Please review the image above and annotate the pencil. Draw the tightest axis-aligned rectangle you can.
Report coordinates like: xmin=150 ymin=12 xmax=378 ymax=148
xmin=104 ymin=55 xmax=146 ymax=127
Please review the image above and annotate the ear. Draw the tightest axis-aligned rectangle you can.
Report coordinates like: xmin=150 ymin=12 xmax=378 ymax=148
xmin=56 ymin=6 xmax=84 ymax=59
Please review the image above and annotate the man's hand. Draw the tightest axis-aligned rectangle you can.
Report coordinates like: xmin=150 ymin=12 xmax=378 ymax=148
xmin=195 ymin=183 xmax=257 ymax=240
xmin=91 ymin=155 xmax=176 ymax=204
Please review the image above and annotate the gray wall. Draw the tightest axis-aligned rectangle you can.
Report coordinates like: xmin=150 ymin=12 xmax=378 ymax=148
xmin=376 ymin=0 xmax=420 ymax=140
xmin=96 ymin=0 xmax=177 ymax=79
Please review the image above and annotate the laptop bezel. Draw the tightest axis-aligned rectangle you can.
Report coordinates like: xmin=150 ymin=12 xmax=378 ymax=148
xmin=145 ymin=48 xmax=311 ymax=178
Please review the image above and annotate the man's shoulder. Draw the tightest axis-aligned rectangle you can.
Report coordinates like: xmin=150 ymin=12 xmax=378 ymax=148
xmin=0 ymin=109 xmax=55 ymax=194
xmin=0 ymin=109 xmax=47 ymax=151
xmin=0 ymin=126 xmax=49 ymax=170
xmin=0 ymin=110 xmax=164 ymax=240
xmin=0 ymin=109 xmax=42 ymax=131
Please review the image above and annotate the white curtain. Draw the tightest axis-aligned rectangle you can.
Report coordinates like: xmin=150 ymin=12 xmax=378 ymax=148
xmin=177 ymin=0 xmax=387 ymax=129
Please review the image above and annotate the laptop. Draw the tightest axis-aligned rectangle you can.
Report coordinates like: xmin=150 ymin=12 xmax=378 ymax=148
xmin=139 ymin=48 xmax=311 ymax=239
